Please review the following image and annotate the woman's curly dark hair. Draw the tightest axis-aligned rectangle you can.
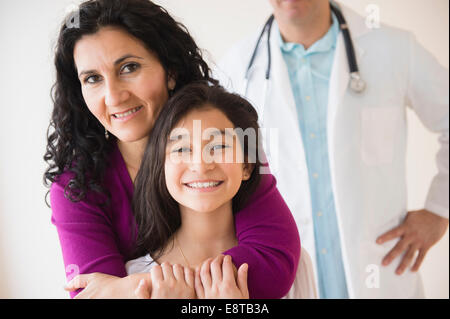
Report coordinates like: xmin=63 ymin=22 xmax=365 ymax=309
xmin=43 ymin=0 xmax=218 ymax=204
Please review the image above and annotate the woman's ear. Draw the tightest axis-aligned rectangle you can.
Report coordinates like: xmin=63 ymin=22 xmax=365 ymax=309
xmin=242 ymin=163 xmax=253 ymax=181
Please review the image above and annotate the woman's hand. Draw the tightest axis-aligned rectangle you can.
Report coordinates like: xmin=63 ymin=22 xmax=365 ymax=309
xmin=149 ymin=262 xmax=196 ymax=299
xmin=64 ymin=272 xmax=151 ymax=299
xmin=195 ymin=254 xmax=249 ymax=299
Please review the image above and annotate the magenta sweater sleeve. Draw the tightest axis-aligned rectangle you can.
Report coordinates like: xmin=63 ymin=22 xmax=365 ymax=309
xmin=50 ymin=182 xmax=128 ymax=299
xmin=225 ymin=172 xmax=301 ymax=299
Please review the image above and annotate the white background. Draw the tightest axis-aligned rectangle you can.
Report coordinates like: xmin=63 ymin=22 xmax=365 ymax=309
xmin=0 ymin=0 xmax=448 ymax=298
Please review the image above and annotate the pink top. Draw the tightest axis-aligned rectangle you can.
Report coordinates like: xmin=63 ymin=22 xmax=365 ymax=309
xmin=50 ymin=143 xmax=300 ymax=298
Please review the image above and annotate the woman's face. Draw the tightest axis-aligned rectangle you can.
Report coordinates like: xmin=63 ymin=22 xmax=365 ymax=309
xmin=73 ymin=26 xmax=175 ymax=143
xmin=164 ymin=106 xmax=252 ymax=214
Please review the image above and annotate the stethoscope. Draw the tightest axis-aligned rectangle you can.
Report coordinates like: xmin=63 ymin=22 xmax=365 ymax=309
xmin=244 ymin=2 xmax=366 ymax=103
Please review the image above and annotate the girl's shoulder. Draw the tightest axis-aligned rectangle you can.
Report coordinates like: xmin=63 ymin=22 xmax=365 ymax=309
xmin=126 ymin=254 xmax=157 ymax=275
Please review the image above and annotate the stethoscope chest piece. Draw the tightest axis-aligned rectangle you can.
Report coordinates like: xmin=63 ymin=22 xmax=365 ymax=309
xmin=350 ymin=72 xmax=366 ymax=93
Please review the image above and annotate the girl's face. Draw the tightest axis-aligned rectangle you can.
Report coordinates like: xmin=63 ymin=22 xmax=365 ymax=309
xmin=73 ymin=26 xmax=175 ymax=143
xmin=165 ymin=107 xmax=252 ymax=213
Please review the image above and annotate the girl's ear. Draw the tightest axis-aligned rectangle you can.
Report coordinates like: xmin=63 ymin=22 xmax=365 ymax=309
xmin=242 ymin=163 xmax=253 ymax=181
xmin=168 ymin=74 xmax=176 ymax=91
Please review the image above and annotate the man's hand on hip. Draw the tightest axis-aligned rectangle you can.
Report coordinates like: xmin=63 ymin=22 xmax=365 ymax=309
xmin=376 ymin=209 xmax=448 ymax=275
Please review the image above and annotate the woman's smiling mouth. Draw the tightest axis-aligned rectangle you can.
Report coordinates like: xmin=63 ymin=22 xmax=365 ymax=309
xmin=111 ymin=105 xmax=143 ymax=121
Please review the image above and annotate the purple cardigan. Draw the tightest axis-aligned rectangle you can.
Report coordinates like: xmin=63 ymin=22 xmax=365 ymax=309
xmin=50 ymin=143 xmax=300 ymax=298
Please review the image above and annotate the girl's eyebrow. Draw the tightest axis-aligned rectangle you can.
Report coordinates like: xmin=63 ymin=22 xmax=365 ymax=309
xmin=168 ymin=129 xmax=232 ymax=144
xmin=77 ymin=54 xmax=144 ymax=78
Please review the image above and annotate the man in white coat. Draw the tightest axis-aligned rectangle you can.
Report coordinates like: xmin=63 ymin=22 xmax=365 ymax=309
xmin=217 ymin=0 xmax=449 ymax=298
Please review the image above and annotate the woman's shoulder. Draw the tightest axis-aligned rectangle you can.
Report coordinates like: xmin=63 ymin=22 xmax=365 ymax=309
xmin=49 ymin=143 xmax=132 ymax=220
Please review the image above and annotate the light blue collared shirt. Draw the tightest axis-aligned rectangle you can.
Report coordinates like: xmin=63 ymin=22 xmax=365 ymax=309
xmin=279 ymin=13 xmax=349 ymax=299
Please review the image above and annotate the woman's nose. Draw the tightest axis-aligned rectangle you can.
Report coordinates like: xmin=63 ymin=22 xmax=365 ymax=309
xmin=104 ymin=78 xmax=131 ymax=107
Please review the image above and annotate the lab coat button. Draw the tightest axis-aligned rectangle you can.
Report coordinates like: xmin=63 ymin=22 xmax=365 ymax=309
xmin=301 ymin=218 xmax=310 ymax=225
xmin=321 ymin=248 xmax=327 ymax=255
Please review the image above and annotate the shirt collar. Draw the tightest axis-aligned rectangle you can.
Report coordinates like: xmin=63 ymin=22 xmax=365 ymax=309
xmin=279 ymin=12 xmax=339 ymax=56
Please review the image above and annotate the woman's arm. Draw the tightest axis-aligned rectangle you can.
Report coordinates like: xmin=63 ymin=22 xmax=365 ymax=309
xmin=225 ymin=171 xmax=301 ymax=299
xmin=50 ymin=180 xmax=129 ymax=298
xmin=51 ymin=171 xmax=299 ymax=299
xmin=65 ymin=272 xmax=151 ymax=299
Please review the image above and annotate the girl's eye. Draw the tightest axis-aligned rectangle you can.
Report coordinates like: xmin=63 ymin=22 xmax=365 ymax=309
xmin=211 ymin=144 xmax=229 ymax=151
xmin=121 ymin=63 xmax=140 ymax=74
xmin=173 ymin=147 xmax=191 ymax=153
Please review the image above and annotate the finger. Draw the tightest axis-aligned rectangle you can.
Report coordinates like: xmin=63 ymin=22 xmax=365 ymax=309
xmin=395 ymin=245 xmax=418 ymax=275
xmin=200 ymin=258 xmax=213 ymax=288
xmin=210 ymin=255 xmax=225 ymax=285
xmin=222 ymin=255 xmax=235 ymax=283
xmin=194 ymin=267 xmax=205 ymax=299
xmin=64 ymin=274 xmax=90 ymax=291
xmin=411 ymin=248 xmax=429 ymax=272
xmin=134 ymin=279 xmax=150 ymax=299
xmin=376 ymin=225 xmax=405 ymax=245
xmin=184 ymin=267 xmax=194 ymax=288
xmin=161 ymin=262 xmax=174 ymax=281
xmin=151 ymin=264 xmax=164 ymax=284
xmin=237 ymin=263 xmax=249 ymax=299
xmin=172 ymin=264 xmax=185 ymax=282
xmin=381 ymin=237 xmax=410 ymax=266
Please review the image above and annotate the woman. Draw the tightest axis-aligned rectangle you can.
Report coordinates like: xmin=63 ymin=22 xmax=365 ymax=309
xmin=45 ymin=0 xmax=300 ymax=298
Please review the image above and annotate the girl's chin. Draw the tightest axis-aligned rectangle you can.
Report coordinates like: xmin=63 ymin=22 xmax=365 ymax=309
xmin=181 ymin=203 xmax=222 ymax=214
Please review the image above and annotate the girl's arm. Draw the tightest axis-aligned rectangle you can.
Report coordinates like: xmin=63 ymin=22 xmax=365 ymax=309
xmin=224 ymin=171 xmax=301 ymax=299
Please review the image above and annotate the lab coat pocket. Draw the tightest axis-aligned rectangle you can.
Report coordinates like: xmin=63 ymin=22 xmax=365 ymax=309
xmin=360 ymin=106 xmax=400 ymax=166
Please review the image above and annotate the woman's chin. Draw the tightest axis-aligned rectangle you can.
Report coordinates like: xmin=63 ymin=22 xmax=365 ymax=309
xmin=114 ymin=131 xmax=150 ymax=144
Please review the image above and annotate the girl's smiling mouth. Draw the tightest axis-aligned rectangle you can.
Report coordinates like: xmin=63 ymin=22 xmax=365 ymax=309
xmin=183 ymin=180 xmax=224 ymax=192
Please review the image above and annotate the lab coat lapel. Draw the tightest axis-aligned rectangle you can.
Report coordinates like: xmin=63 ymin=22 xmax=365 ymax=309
xmin=327 ymin=5 xmax=366 ymax=144
xmin=327 ymin=33 xmax=349 ymax=140
xmin=269 ymin=22 xmax=301 ymax=132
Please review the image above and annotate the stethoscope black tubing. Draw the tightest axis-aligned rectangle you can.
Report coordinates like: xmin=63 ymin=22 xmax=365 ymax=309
xmin=330 ymin=4 xmax=358 ymax=73
xmin=245 ymin=3 xmax=360 ymax=80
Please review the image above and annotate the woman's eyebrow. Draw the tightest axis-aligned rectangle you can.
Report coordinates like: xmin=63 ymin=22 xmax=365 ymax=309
xmin=77 ymin=54 xmax=144 ymax=78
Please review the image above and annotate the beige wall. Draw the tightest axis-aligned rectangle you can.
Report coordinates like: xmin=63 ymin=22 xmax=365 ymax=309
xmin=0 ymin=0 xmax=447 ymax=298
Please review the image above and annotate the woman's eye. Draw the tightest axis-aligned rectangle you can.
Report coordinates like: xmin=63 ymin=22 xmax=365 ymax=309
xmin=84 ymin=75 xmax=101 ymax=84
xmin=121 ymin=63 xmax=139 ymax=74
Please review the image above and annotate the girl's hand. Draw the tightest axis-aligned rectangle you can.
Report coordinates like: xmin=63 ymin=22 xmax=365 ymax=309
xmin=150 ymin=262 xmax=196 ymax=299
xmin=65 ymin=272 xmax=151 ymax=299
xmin=195 ymin=254 xmax=249 ymax=299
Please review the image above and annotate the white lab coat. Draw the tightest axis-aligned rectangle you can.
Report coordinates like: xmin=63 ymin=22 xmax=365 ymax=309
xmin=216 ymin=4 xmax=449 ymax=298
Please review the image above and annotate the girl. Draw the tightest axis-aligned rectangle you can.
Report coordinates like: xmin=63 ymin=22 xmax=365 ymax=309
xmin=125 ymin=82 xmax=316 ymax=299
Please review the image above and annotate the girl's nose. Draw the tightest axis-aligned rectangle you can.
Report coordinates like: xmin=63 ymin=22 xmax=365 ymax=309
xmin=188 ymin=151 xmax=216 ymax=173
